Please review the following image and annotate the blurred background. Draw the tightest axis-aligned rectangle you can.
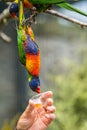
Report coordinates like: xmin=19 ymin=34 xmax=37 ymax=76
xmin=0 ymin=0 xmax=87 ymax=129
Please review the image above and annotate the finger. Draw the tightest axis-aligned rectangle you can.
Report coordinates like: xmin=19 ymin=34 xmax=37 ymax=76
xmin=46 ymin=106 xmax=56 ymax=113
xmin=43 ymin=98 xmax=53 ymax=109
xmin=43 ymin=113 xmax=56 ymax=126
xmin=40 ymin=91 xmax=53 ymax=103
xmin=25 ymin=100 xmax=35 ymax=114
xmin=46 ymin=98 xmax=53 ymax=106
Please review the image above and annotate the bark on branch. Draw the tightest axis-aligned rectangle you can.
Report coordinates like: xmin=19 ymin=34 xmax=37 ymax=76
xmin=45 ymin=9 xmax=87 ymax=28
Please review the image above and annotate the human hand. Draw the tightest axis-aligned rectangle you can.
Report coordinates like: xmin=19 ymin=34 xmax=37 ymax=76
xmin=16 ymin=91 xmax=56 ymax=130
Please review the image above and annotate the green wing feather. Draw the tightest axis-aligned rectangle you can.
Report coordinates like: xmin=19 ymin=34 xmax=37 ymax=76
xmin=29 ymin=0 xmax=87 ymax=16
xmin=29 ymin=0 xmax=65 ymax=4
xmin=17 ymin=32 xmax=26 ymax=65
xmin=17 ymin=0 xmax=26 ymax=65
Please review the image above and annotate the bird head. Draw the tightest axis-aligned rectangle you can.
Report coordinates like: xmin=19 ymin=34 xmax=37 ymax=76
xmin=9 ymin=3 xmax=19 ymax=18
xmin=29 ymin=76 xmax=41 ymax=93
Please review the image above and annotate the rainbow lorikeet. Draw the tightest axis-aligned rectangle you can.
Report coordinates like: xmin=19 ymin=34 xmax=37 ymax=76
xmin=17 ymin=0 xmax=41 ymax=93
xmin=9 ymin=0 xmax=33 ymax=18
xmin=9 ymin=0 xmax=87 ymax=17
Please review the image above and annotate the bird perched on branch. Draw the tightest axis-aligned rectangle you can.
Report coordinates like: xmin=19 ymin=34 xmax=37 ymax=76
xmin=9 ymin=0 xmax=33 ymax=18
xmin=16 ymin=0 xmax=41 ymax=93
xmin=9 ymin=0 xmax=87 ymax=17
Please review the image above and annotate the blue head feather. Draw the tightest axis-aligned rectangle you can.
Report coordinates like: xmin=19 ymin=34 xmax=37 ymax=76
xmin=9 ymin=3 xmax=19 ymax=17
xmin=29 ymin=76 xmax=40 ymax=93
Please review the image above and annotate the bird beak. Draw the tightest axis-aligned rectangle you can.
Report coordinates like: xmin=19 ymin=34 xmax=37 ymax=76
xmin=36 ymin=86 xmax=41 ymax=93
xmin=11 ymin=12 xmax=16 ymax=18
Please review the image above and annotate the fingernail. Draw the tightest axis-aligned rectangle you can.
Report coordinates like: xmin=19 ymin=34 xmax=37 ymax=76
xmin=45 ymin=114 xmax=50 ymax=118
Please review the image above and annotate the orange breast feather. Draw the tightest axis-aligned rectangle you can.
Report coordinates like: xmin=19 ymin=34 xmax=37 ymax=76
xmin=26 ymin=51 xmax=40 ymax=76
xmin=24 ymin=0 xmax=33 ymax=8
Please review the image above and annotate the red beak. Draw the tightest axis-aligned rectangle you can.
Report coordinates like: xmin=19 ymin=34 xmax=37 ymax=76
xmin=36 ymin=86 xmax=41 ymax=93
xmin=11 ymin=12 xmax=16 ymax=18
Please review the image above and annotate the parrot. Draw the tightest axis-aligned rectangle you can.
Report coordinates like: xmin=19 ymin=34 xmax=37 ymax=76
xmin=9 ymin=0 xmax=87 ymax=18
xmin=17 ymin=0 xmax=41 ymax=93
xmin=9 ymin=0 xmax=33 ymax=18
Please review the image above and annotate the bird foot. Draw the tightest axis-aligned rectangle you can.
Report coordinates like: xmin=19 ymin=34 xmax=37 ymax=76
xmin=22 ymin=10 xmax=38 ymax=26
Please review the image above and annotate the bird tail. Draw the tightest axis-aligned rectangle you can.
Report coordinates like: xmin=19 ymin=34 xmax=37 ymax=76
xmin=57 ymin=2 xmax=87 ymax=17
xmin=18 ymin=0 xmax=25 ymax=28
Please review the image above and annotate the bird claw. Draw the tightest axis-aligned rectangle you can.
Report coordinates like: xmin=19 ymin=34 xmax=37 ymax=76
xmin=22 ymin=11 xmax=38 ymax=26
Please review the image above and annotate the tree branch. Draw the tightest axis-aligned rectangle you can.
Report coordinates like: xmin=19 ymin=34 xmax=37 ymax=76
xmin=0 ymin=5 xmax=87 ymax=28
xmin=45 ymin=9 xmax=87 ymax=28
xmin=0 ymin=4 xmax=12 ymax=42
xmin=0 ymin=7 xmax=10 ymax=23
xmin=0 ymin=31 xmax=12 ymax=42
